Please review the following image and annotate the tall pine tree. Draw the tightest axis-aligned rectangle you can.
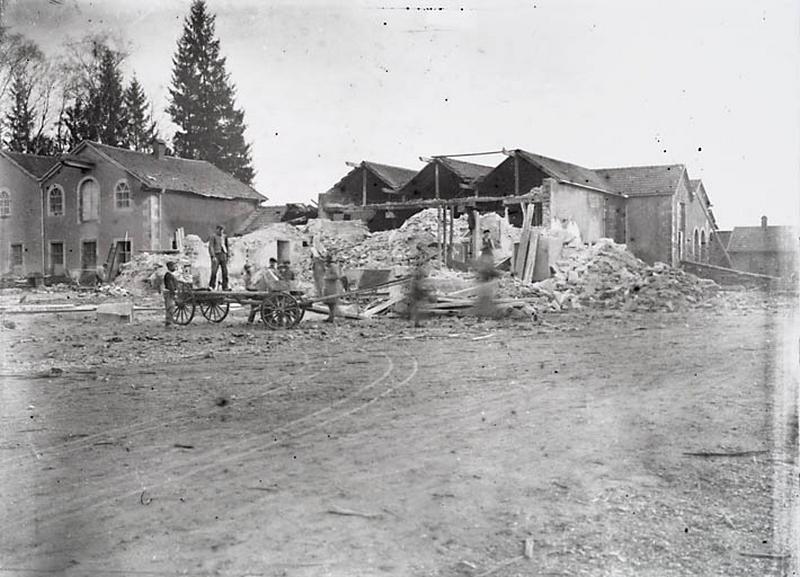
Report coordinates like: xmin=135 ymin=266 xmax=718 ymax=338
xmin=3 ymin=72 xmax=35 ymax=152
xmin=92 ymin=45 xmax=127 ymax=146
xmin=123 ymin=75 xmax=157 ymax=152
xmin=168 ymin=0 xmax=254 ymax=184
xmin=62 ymin=42 xmax=127 ymax=147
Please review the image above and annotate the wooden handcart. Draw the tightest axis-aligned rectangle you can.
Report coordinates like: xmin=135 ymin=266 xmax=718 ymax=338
xmin=170 ymin=275 xmax=411 ymax=329
xmin=171 ymin=285 xmax=307 ymax=329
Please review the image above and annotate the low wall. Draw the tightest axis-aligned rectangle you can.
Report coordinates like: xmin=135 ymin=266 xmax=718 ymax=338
xmin=681 ymin=260 xmax=782 ymax=288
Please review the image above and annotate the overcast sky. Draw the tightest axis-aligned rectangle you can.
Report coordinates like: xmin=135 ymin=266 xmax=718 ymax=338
xmin=5 ymin=0 xmax=800 ymax=228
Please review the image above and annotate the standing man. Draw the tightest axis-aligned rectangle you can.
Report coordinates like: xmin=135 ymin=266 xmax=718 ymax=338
xmin=208 ymin=225 xmax=230 ymax=291
xmin=322 ymin=254 xmax=342 ymax=323
xmin=309 ymin=236 xmax=327 ymax=298
xmin=163 ymin=261 xmax=179 ymax=327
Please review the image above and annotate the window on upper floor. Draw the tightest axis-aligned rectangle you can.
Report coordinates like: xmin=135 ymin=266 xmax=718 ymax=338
xmin=78 ymin=178 xmax=99 ymax=222
xmin=0 ymin=191 xmax=10 ymax=218
xmin=48 ymin=185 xmax=64 ymax=216
xmin=115 ymin=180 xmax=131 ymax=209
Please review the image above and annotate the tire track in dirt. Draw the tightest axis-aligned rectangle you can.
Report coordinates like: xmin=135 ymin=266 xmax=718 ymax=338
xmin=0 ymin=345 xmax=330 ymax=531
xmin=3 ymin=346 xmax=403 ymax=537
xmin=0 ymin=348 xmax=322 ymax=470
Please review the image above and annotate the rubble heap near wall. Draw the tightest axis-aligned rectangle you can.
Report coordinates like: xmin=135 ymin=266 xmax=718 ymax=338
xmin=499 ymin=238 xmax=719 ymax=312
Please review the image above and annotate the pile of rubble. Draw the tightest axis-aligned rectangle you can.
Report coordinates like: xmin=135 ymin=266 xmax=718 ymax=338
xmin=499 ymin=239 xmax=719 ymax=312
xmin=299 ymin=209 xmax=472 ymax=272
xmin=114 ymin=252 xmax=193 ymax=295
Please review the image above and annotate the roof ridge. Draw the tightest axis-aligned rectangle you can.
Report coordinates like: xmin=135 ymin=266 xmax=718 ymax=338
xmin=595 ymin=163 xmax=685 ymax=171
xmin=439 ymin=156 xmax=493 ymax=168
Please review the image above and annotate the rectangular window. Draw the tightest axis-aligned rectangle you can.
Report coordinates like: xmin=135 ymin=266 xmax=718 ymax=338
xmin=532 ymin=202 xmax=543 ymax=226
xmin=11 ymin=244 xmax=23 ymax=266
xmin=50 ymin=242 xmax=65 ymax=267
xmin=679 ymin=202 xmax=686 ymax=234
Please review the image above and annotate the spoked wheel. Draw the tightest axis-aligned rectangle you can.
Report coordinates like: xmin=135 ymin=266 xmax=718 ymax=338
xmin=172 ymin=300 xmax=196 ymax=325
xmin=199 ymin=299 xmax=230 ymax=323
xmin=260 ymin=292 xmax=303 ymax=329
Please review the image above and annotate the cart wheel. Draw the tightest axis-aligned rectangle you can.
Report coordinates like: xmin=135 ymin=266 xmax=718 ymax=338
xmin=199 ymin=299 xmax=230 ymax=323
xmin=172 ymin=301 xmax=195 ymax=325
xmin=260 ymin=292 xmax=302 ymax=329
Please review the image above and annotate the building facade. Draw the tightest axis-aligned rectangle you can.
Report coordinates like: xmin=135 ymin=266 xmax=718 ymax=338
xmin=0 ymin=151 xmax=58 ymax=277
xmin=2 ymin=141 xmax=264 ymax=279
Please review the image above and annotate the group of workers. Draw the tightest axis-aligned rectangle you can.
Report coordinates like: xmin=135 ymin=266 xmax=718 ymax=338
xmin=162 ymin=223 xmax=341 ymax=327
xmin=162 ymin=223 xmax=500 ymax=328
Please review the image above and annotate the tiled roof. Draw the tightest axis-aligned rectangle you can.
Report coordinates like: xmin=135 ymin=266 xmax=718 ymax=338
xmin=515 ymin=150 xmax=614 ymax=192
xmin=363 ymin=161 xmax=418 ymax=190
xmin=86 ymin=142 xmax=264 ymax=201
xmin=727 ymin=226 xmax=800 ymax=253
xmin=3 ymin=151 xmax=58 ymax=179
xmin=594 ymin=165 xmax=685 ymax=196
xmin=437 ymin=157 xmax=493 ymax=183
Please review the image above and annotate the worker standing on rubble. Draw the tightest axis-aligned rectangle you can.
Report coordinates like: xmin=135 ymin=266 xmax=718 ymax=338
xmin=208 ymin=225 xmax=230 ymax=291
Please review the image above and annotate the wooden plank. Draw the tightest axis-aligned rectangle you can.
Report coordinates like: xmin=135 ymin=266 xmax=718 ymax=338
xmin=443 ymin=284 xmax=482 ymax=298
xmin=522 ymin=231 xmax=539 ymax=283
xmin=515 ymin=204 xmax=532 ymax=277
xmin=305 ymin=305 xmax=362 ymax=320
xmin=362 ymin=294 xmax=406 ymax=317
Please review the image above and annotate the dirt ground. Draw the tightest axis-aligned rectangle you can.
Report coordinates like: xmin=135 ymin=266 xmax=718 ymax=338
xmin=1 ymin=292 xmax=798 ymax=577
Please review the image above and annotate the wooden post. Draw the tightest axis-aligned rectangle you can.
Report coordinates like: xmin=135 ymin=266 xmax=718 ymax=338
xmin=434 ymin=162 xmax=440 ymax=200
xmin=361 ymin=168 xmax=367 ymax=206
xmin=448 ymin=206 xmax=454 ymax=264
xmin=437 ymin=204 xmax=443 ymax=262
xmin=472 ymin=210 xmax=481 ymax=266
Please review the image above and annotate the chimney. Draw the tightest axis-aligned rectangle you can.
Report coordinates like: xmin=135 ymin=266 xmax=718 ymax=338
xmin=761 ymin=215 xmax=768 ymax=230
xmin=152 ymin=138 xmax=167 ymax=159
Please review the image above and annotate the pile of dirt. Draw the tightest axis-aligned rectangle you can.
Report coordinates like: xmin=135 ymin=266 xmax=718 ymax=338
xmin=498 ymin=238 xmax=719 ymax=312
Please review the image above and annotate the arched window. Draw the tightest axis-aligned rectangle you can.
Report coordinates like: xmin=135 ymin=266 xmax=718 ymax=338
xmin=114 ymin=180 xmax=131 ymax=209
xmin=0 ymin=191 xmax=10 ymax=218
xmin=78 ymin=178 xmax=99 ymax=222
xmin=48 ymin=185 xmax=63 ymax=216
xmin=693 ymin=228 xmax=699 ymax=260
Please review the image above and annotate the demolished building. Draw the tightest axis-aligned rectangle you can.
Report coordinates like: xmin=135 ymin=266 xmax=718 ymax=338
xmin=318 ymin=148 xmax=722 ymax=271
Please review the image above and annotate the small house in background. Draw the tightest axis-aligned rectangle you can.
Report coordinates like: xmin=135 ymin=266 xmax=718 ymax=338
xmin=0 ymin=150 xmax=59 ymax=278
xmin=725 ymin=216 xmax=799 ymax=278
xmin=38 ymin=139 xmax=264 ymax=280
xmin=318 ymin=160 xmax=418 ymax=231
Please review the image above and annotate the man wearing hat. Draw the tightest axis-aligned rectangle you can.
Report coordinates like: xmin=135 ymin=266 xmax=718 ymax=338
xmin=163 ymin=261 xmax=179 ymax=327
xmin=208 ymin=224 xmax=230 ymax=291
